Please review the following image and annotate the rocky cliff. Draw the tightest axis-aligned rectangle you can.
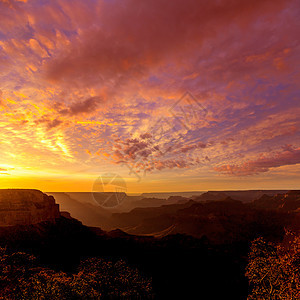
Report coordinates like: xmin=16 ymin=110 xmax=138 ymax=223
xmin=0 ymin=189 xmax=60 ymax=226
xmin=250 ymin=190 xmax=300 ymax=212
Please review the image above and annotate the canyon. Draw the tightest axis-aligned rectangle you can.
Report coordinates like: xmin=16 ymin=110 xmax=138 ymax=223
xmin=0 ymin=189 xmax=60 ymax=226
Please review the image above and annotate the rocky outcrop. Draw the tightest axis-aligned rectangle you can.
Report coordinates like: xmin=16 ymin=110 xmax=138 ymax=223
xmin=0 ymin=189 xmax=60 ymax=226
xmin=250 ymin=190 xmax=300 ymax=212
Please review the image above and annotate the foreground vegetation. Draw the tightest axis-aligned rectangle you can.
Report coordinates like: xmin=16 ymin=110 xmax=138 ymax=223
xmin=0 ymin=248 xmax=153 ymax=299
xmin=246 ymin=232 xmax=300 ymax=299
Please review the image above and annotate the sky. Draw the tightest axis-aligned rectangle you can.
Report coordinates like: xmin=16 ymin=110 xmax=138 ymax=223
xmin=0 ymin=0 xmax=299 ymax=193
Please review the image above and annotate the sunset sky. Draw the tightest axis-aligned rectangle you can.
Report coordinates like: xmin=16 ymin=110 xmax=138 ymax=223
xmin=0 ymin=0 xmax=299 ymax=192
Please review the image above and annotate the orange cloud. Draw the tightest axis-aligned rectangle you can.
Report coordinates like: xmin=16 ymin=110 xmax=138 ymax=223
xmin=215 ymin=146 xmax=300 ymax=176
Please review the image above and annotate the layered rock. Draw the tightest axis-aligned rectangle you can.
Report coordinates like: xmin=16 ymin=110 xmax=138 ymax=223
xmin=0 ymin=189 xmax=60 ymax=226
xmin=250 ymin=190 xmax=300 ymax=212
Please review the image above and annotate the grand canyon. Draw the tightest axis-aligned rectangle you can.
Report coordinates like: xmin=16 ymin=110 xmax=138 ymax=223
xmin=1 ymin=0 xmax=299 ymax=298
xmin=1 ymin=189 xmax=300 ymax=299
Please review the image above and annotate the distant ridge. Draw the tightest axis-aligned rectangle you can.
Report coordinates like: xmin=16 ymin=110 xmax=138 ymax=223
xmin=140 ymin=191 xmax=205 ymax=199
xmin=194 ymin=190 xmax=291 ymax=203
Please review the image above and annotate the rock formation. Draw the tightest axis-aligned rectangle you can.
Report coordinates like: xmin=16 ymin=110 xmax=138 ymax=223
xmin=0 ymin=189 xmax=60 ymax=226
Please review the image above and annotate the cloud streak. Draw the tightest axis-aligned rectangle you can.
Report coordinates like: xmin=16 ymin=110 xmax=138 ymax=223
xmin=215 ymin=146 xmax=300 ymax=176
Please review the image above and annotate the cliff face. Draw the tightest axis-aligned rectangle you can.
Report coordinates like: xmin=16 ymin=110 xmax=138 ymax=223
xmin=250 ymin=190 xmax=300 ymax=212
xmin=0 ymin=189 xmax=60 ymax=226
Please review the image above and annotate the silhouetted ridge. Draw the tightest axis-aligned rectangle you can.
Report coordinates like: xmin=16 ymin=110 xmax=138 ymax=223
xmin=195 ymin=190 xmax=290 ymax=203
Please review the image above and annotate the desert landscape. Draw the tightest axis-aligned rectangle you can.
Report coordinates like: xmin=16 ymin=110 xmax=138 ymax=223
xmin=0 ymin=189 xmax=300 ymax=299
xmin=0 ymin=0 xmax=299 ymax=298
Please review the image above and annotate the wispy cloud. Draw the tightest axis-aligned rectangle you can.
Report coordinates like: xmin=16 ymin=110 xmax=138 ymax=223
xmin=215 ymin=145 xmax=300 ymax=176
xmin=0 ymin=0 xmax=299 ymax=190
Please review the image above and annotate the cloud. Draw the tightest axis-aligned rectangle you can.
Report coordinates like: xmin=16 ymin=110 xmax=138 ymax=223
xmin=153 ymin=159 xmax=190 ymax=171
xmin=178 ymin=142 xmax=207 ymax=153
xmin=45 ymin=0 xmax=288 ymax=89
xmin=111 ymin=132 xmax=203 ymax=172
xmin=112 ymin=137 xmax=157 ymax=161
xmin=0 ymin=167 xmax=9 ymax=175
xmin=0 ymin=0 xmax=299 ymax=188
xmin=214 ymin=145 xmax=300 ymax=176
xmin=0 ymin=90 xmax=3 ymax=106
xmin=140 ymin=133 xmax=152 ymax=139
xmin=59 ymin=97 xmax=101 ymax=116
xmin=34 ymin=116 xmax=64 ymax=130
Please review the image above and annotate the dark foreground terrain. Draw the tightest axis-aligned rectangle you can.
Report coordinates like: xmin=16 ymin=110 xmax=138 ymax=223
xmin=0 ymin=217 xmax=252 ymax=299
xmin=1 ymin=190 xmax=300 ymax=299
